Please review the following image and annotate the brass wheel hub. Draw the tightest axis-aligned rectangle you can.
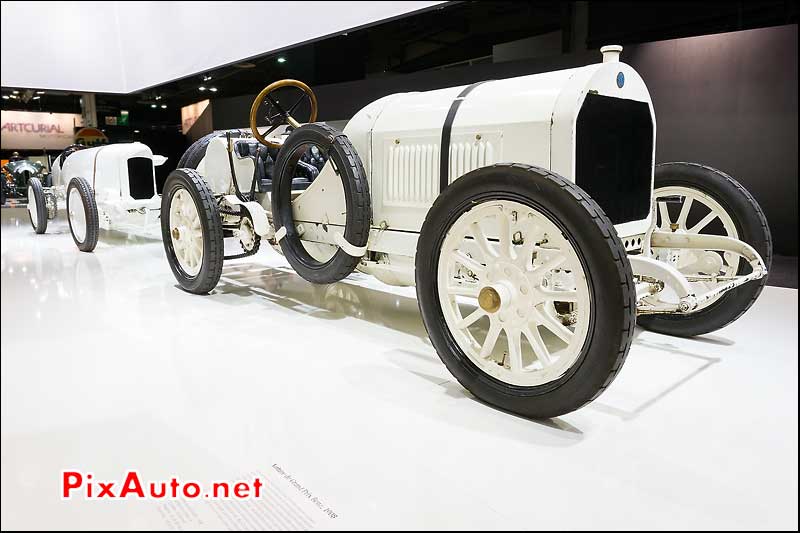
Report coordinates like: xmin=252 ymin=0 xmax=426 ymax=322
xmin=478 ymin=286 xmax=502 ymax=313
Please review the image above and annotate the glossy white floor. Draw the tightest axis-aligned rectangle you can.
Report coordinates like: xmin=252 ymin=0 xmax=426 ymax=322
xmin=1 ymin=207 xmax=797 ymax=530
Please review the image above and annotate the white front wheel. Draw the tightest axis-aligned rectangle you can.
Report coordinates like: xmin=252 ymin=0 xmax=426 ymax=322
xmin=437 ymin=199 xmax=592 ymax=387
xmin=416 ymin=164 xmax=636 ymax=419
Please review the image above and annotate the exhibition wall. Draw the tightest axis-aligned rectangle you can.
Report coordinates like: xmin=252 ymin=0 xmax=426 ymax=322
xmin=0 ymin=1 xmax=443 ymax=93
xmin=211 ymin=24 xmax=798 ymax=256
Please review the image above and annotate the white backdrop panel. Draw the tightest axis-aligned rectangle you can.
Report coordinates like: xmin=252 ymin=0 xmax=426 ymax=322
xmin=0 ymin=1 xmax=443 ymax=94
xmin=1 ymin=1 xmax=127 ymax=93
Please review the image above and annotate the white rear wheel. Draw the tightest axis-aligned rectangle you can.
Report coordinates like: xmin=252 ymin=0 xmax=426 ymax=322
xmin=66 ymin=177 xmax=99 ymax=252
xmin=27 ymin=186 xmax=38 ymax=227
xmin=68 ymin=187 xmax=87 ymax=243
xmin=26 ymin=178 xmax=47 ymax=234
xmin=651 ymin=185 xmax=739 ymax=312
xmin=169 ymin=188 xmax=204 ymax=277
xmin=161 ymin=168 xmax=224 ymax=294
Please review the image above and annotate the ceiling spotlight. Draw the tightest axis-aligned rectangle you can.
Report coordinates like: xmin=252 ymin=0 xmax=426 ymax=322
xmin=199 ymin=86 xmax=206 ymax=91
xmin=155 ymin=95 xmax=161 ymax=100
xmin=209 ymin=87 xmax=217 ymax=92
xmin=161 ymin=104 xmax=167 ymax=109
xmin=151 ymin=103 xmax=157 ymax=108
xmin=32 ymin=96 xmax=40 ymax=100
xmin=12 ymin=90 xmax=19 ymax=94
xmin=36 ymin=91 xmax=45 ymax=95
xmin=2 ymin=95 xmax=9 ymax=100
xmin=134 ymin=130 xmax=140 ymax=133
xmin=202 ymin=75 xmax=212 ymax=81
xmin=277 ymin=57 xmax=286 ymax=64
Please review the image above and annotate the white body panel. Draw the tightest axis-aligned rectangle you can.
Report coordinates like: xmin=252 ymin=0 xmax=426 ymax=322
xmin=48 ymin=142 xmax=163 ymax=235
xmin=343 ymin=61 xmax=655 ymax=239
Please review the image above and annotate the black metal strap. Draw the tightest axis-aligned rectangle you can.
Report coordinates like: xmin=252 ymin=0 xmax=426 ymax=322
xmin=439 ymin=80 xmax=492 ymax=192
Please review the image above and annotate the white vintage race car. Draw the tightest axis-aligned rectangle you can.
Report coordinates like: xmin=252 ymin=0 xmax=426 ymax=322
xmin=160 ymin=46 xmax=771 ymax=418
xmin=26 ymin=142 xmax=167 ymax=250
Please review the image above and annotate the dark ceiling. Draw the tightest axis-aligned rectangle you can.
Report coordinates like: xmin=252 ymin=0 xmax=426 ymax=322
xmin=2 ymin=0 xmax=797 ymax=135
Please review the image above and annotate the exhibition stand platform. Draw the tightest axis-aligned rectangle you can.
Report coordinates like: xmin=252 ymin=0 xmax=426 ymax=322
xmin=1 ymin=207 xmax=797 ymax=530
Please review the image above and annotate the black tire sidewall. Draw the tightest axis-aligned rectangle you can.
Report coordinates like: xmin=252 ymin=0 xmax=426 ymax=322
xmin=161 ymin=169 xmax=224 ymax=294
xmin=179 ymin=130 xmax=243 ymax=170
xmin=27 ymin=177 xmax=47 ymax=234
xmin=416 ymin=165 xmax=634 ymax=419
xmin=272 ymin=124 xmax=371 ymax=284
xmin=66 ymin=177 xmax=99 ymax=252
xmin=637 ymin=163 xmax=772 ymax=337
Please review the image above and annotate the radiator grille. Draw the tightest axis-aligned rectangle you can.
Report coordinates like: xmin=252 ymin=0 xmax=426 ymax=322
xmin=127 ymin=157 xmax=155 ymax=200
xmin=576 ymin=94 xmax=653 ymax=224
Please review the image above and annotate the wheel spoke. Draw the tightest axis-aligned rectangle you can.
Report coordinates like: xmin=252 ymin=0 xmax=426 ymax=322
xmin=497 ymin=210 xmax=513 ymax=259
xmin=530 ymin=253 xmax=566 ymax=281
xmin=688 ymin=211 xmax=717 ymax=234
xmin=447 ymin=283 xmax=479 ymax=298
xmin=480 ymin=321 xmax=502 ymax=358
xmin=506 ymin=329 xmax=523 ymax=371
xmin=533 ymin=307 xmax=575 ymax=344
xmin=287 ymin=94 xmax=308 ymax=115
xmin=456 ymin=307 xmax=485 ymax=330
xmin=539 ymin=288 xmax=578 ymax=302
xmin=266 ymin=94 xmax=288 ymax=116
xmin=469 ymin=222 xmax=497 ymax=261
xmin=262 ymin=122 xmax=282 ymax=138
xmin=452 ymin=250 xmax=486 ymax=276
xmin=515 ymin=218 xmax=540 ymax=267
xmin=522 ymin=325 xmax=552 ymax=365
xmin=677 ymin=197 xmax=693 ymax=227
xmin=658 ymin=202 xmax=671 ymax=228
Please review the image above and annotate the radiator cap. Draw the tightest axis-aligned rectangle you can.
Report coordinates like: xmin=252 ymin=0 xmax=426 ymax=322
xmin=600 ymin=45 xmax=623 ymax=63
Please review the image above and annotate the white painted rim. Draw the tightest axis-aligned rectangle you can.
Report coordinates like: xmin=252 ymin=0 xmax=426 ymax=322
xmin=169 ymin=188 xmax=204 ymax=277
xmin=68 ymin=187 xmax=87 ymax=243
xmin=652 ymin=185 xmax=739 ymax=311
xmin=27 ymin=185 xmax=38 ymax=228
xmin=437 ymin=200 xmax=592 ymax=387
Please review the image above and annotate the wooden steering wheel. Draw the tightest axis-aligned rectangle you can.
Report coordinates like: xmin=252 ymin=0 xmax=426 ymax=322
xmin=249 ymin=79 xmax=318 ymax=148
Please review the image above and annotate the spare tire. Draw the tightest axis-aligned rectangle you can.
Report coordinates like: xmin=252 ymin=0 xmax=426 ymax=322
xmin=177 ymin=129 xmax=245 ymax=169
xmin=272 ymin=123 xmax=371 ymax=284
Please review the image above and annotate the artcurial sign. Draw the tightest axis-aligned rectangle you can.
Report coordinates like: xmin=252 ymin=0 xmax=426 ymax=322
xmin=0 ymin=110 xmax=83 ymax=150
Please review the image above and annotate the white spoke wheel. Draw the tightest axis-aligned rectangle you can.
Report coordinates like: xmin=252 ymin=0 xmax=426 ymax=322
xmin=27 ymin=177 xmax=48 ymax=234
xmin=161 ymin=168 xmax=224 ymax=294
xmin=66 ymin=177 xmax=99 ymax=252
xmin=416 ymin=165 xmax=635 ymax=419
xmin=638 ymin=163 xmax=772 ymax=337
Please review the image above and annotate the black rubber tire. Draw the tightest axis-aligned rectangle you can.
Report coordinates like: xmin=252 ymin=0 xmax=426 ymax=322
xmin=161 ymin=168 xmax=225 ymax=294
xmin=178 ymin=130 xmax=244 ymax=170
xmin=272 ymin=123 xmax=371 ymax=284
xmin=27 ymin=177 xmax=47 ymax=234
xmin=66 ymin=177 xmax=100 ymax=252
xmin=416 ymin=164 xmax=636 ymax=419
xmin=637 ymin=162 xmax=772 ymax=337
